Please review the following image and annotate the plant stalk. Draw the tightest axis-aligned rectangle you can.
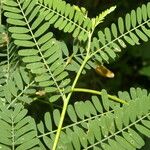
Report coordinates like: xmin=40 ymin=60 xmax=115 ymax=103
xmin=72 ymin=88 xmax=128 ymax=104
xmin=52 ymin=33 xmax=92 ymax=150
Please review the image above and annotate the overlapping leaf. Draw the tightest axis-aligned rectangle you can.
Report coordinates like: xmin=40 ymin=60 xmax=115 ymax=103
xmin=0 ymin=102 xmax=39 ymax=149
xmin=3 ymin=0 xmax=71 ymax=102
xmin=37 ymin=88 xmax=150 ymax=149
xmin=91 ymin=2 xmax=150 ymax=64
xmin=65 ymin=42 xmax=96 ymax=74
xmin=0 ymin=40 xmax=17 ymax=85
xmin=2 ymin=1 xmax=150 ymax=150
xmin=37 ymin=0 xmax=92 ymax=41
xmin=3 ymin=67 xmax=36 ymax=107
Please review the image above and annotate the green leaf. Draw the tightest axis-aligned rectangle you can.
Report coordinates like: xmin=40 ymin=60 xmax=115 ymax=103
xmin=49 ymin=95 xmax=60 ymax=102
xmin=104 ymin=27 xmax=111 ymax=42
xmin=8 ymin=80 xmax=18 ymax=97
xmin=0 ymin=144 xmax=10 ymax=150
xmin=111 ymin=23 xmax=118 ymax=38
xmin=4 ymin=12 xmax=23 ymax=19
xmin=74 ymin=101 xmax=85 ymax=120
xmin=129 ymin=32 xmax=139 ymax=44
xmin=101 ymin=89 xmax=110 ymax=111
xmin=13 ymin=69 xmax=23 ymax=91
xmin=31 ymin=15 xmax=45 ymax=30
xmin=111 ymin=43 xmax=121 ymax=52
xmin=7 ymin=19 xmax=26 ymax=26
xmin=73 ymin=27 xmax=80 ymax=38
xmin=35 ymin=74 xmax=50 ymax=82
xmin=39 ymin=81 xmax=54 ymax=87
xmin=147 ymin=2 xmax=150 ymax=18
xmin=14 ymin=40 xmax=35 ymax=47
xmin=124 ymin=35 xmax=135 ymax=46
xmin=43 ymin=136 xmax=53 ymax=149
xmin=131 ymin=10 xmax=136 ymax=27
xmin=55 ymin=72 xmax=68 ymax=81
xmin=125 ymin=13 xmax=131 ymax=30
xmin=9 ymin=27 xmax=29 ymax=33
xmin=16 ymin=138 xmax=39 ymax=150
xmin=118 ymin=17 xmax=124 ymax=34
xmin=22 ymin=56 xmax=41 ymax=63
xmin=135 ymin=124 xmax=150 ymax=137
xmin=73 ymin=126 xmax=88 ymax=148
xmin=105 ymin=47 xmax=116 ymax=59
xmin=92 ymin=96 xmax=103 ymax=113
xmin=20 ymin=67 xmax=30 ymax=84
xmin=31 ymin=67 xmax=47 ymax=74
xmin=37 ymin=121 xmax=44 ymax=133
xmin=115 ymin=135 xmax=135 ymax=150
xmin=12 ymin=34 xmax=32 ymax=40
xmin=53 ymin=109 xmax=61 ymax=126
xmin=38 ymin=32 xmax=53 ymax=45
xmin=141 ymin=4 xmax=147 ymax=21
xmin=49 ymin=15 xmax=59 ymax=24
xmin=14 ymin=109 xmax=28 ymax=123
xmin=25 ymin=0 xmax=36 ymax=16
xmin=44 ymin=112 xmax=52 ymax=131
xmin=118 ymin=39 xmax=126 ymax=48
xmin=26 ymin=62 xmax=44 ymax=70
xmin=28 ymin=6 xmax=41 ymax=22
xmin=67 ymin=105 xmax=77 ymax=122
xmin=108 ymin=139 xmax=123 ymax=150
xmin=0 ymin=135 xmax=11 ymax=145
xmin=22 ymin=0 xmax=31 ymax=10
xmin=100 ymin=51 xmax=109 ymax=62
xmin=54 ymin=18 xmax=64 ymax=28
xmin=3 ymin=6 xmax=21 ymax=13
xmin=18 ymin=49 xmax=38 ymax=56
xmin=3 ymin=0 xmax=18 ymax=6
xmin=122 ymin=131 xmax=140 ymax=148
xmin=45 ymin=87 xmax=57 ymax=93
xmin=89 ymin=119 xmax=101 ymax=141
xmin=128 ymin=128 xmax=145 ymax=148
xmin=85 ymin=100 xmax=97 ymax=115
xmin=34 ymin=22 xmax=50 ymax=37
xmin=114 ymin=108 xmax=123 ymax=130
xmin=4 ymin=85 xmax=12 ymax=103
xmin=136 ymin=7 xmax=142 ymax=24
xmin=135 ymin=29 xmax=148 ymax=42
xmin=98 ymin=31 xmax=106 ymax=45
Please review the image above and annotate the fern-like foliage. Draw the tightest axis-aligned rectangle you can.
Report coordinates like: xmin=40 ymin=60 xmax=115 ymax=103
xmin=3 ymin=0 xmax=71 ymax=102
xmin=0 ymin=26 xmax=21 ymax=102
xmin=91 ymin=3 xmax=150 ymax=64
xmin=62 ymin=3 xmax=150 ymax=74
xmin=0 ymin=26 xmax=18 ymax=85
xmin=0 ymin=101 xmax=39 ymax=149
xmin=37 ymin=0 xmax=92 ymax=41
xmin=37 ymin=88 xmax=150 ymax=150
xmin=1 ymin=0 xmax=150 ymax=149
xmin=3 ymin=67 xmax=36 ymax=108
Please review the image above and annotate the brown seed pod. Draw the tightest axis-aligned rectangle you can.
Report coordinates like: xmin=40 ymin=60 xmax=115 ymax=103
xmin=95 ymin=65 xmax=115 ymax=78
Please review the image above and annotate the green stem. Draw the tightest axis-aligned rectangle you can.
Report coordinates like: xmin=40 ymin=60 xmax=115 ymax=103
xmin=52 ymin=33 xmax=92 ymax=150
xmin=72 ymin=88 xmax=128 ymax=105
